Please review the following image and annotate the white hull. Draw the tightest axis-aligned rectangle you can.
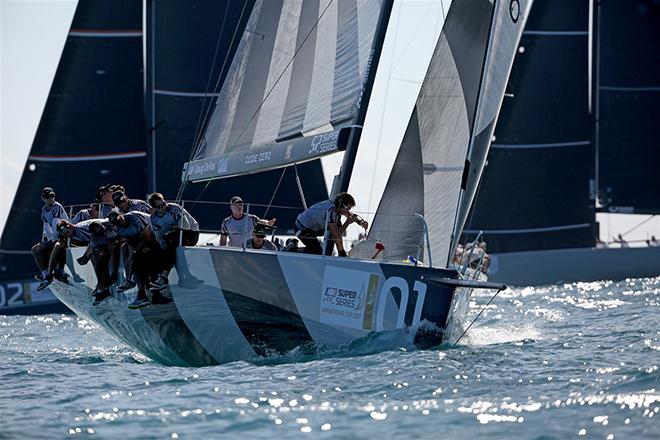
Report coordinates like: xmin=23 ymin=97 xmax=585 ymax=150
xmin=50 ymin=247 xmax=463 ymax=366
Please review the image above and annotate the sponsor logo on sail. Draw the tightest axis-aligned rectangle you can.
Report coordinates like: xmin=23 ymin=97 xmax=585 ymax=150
xmin=510 ymin=0 xmax=520 ymax=23
xmin=189 ymin=160 xmax=217 ymax=177
xmin=217 ymin=156 xmax=229 ymax=173
xmin=308 ymin=131 xmax=339 ymax=156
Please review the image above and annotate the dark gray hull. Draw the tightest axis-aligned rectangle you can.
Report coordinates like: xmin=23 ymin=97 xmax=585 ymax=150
xmin=487 ymin=246 xmax=660 ymax=286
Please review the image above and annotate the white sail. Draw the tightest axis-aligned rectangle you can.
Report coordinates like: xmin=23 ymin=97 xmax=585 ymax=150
xmin=183 ymin=0 xmax=389 ymax=182
xmin=354 ymin=0 xmax=532 ymax=266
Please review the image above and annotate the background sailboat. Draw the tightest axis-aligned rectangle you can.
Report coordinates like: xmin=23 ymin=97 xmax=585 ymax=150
xmin=0 ymin=0 xmax=145 ymax=314
xmin=466 ymin=0 xmax=660 ymax=285
xmin=0 ymin=0 xmax=330 ymax=315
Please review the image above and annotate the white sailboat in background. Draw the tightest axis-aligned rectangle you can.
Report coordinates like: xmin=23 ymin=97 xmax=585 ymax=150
xmin=49 ymin=0 xmax=532 ymax=366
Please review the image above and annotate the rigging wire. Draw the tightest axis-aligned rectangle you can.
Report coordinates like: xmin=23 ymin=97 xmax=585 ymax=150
xmin=178 ymin=0 xmax=335 ymax=206
xmin=294 ymin=164 xmax=308 ymax=210
xmin=453 ymin=287 xmax=503 ymax=347
xmin=263 ymin=167 xmax=288 ymax=219
xmin=190 ymin=0 xmax=231 ymax=152
xmin=620 ymin=214 xmax=657 ymax=238
xmin=366 ymin=0 xmax=401 ymax=213
xmin=224 ymin=0 xmax=335 ymax=154
xmin=176 ymin=0 xmax=251 ymax=202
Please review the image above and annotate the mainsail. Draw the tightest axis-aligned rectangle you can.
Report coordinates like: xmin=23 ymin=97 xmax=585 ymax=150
xmin=359 ymin=0 xmax=532 ymax=266
xmin=0 ymin=0 xmax=146 ymax=282
xmin=468 ymin=0 xmax=596 ymax=253
xmin=596 ymin=0 xmax=660 ymax=214
xmin=469 ymin=0 xmax=660 ymax=253
xmin=182 ymin=0 xmax=392 ymax=182
xmin=145 ymin=0 xmax=328 ymax=231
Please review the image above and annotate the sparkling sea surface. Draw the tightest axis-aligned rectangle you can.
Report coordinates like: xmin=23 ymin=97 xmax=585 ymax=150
xmin=1 ymin=277 xmax=658 ymax=439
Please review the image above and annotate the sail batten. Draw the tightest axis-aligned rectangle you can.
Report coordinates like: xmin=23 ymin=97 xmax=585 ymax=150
xmin=184 ymin=0 xmax=388 ymax=183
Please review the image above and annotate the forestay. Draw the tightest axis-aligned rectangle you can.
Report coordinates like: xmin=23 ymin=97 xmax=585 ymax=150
xmin=182 ymin=0 xmax=388 ymax=182
xmin=355 ymin=0 xmax=532 ymax=266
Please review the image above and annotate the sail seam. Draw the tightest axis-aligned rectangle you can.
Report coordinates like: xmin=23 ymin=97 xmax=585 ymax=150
xmin=28 ymin=151 xmax=146 ymax=162
xmin=464 ymin=223 xmax=593 ymax=234
xmin=600 ymin=86 xmax=660 ymax=92
xmin=68 ymin=30 xmax=142 ymax=38
xmin=523 ymin=30 xmax=587 ymax=36
xmin=154 ymin=89 xmax=221 ymax=98
xmin=492 ymin=140 xmax=590 ymax=149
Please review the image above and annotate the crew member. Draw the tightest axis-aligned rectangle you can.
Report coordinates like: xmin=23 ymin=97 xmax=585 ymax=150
xmin=245 ymin=224 xmax=277 ymax=251
xmin=112 ymin=191 xmax=151 ymax=214
xmin=32 ymin=187 xmax=69 ymax=289
xmin=148 ymin=192 xmax=200 ymax=291
xmin=110 ymin=191 xmax=151 ymax=292
xmin=219 ymin=196 xmax=276 ymax=247
xmin=71 ymin=200 xmax=100 ymax=224
xmin=295 ymin=192 xmax=368 ymax=256
xmin=96 ymin=184 xmax=115 ymax=218
xmin=108 ymin=210 xmax=155 ymax=309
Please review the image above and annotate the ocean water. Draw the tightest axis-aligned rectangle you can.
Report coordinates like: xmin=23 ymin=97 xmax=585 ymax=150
xmin=0 ymin=277 xmax=658 ymax=439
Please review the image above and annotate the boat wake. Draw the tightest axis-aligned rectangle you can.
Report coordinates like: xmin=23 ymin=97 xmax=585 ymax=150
xmin=454 ymin=324 xmax=540 ymax=347
xmin=251 ymin=322 xmax=444 ymax=366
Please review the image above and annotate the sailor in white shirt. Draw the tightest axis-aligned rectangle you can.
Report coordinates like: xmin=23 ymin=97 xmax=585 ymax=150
xmin=96 ymin=184 xmax=115 ymax=218
xmin=32 ymin=187 xmax=69 ymax=285
xmin=112 ymin=191 xmax=151 ymax=214
xmin=219 ymin=196 xmax=276 ymax=247
xmin=295 ymin=192 xmax=367 ymax=256
xmin=148 ymin=192 xmax=201 ymax=293
xmin=71 ymin=200 xmax=100 ymax=224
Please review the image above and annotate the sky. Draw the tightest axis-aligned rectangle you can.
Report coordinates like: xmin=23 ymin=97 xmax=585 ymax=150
xmin=0 ymin=0 xmax=77 ymax=233
xmin=0 ymin=0 xmax=658 ymax=246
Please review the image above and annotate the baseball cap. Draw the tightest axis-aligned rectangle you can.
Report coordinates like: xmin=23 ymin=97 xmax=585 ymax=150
xmin=107 ymin=210 xmax=121 ymax=225
xmin=253 ymin=223 xmax=274 ymax=237
xmin=41 ymin=187 xmax=55 ymax=198
xmin=230 ymin=196 xmax=243 ymax=204
xmin=111 ymin=191 xmax=126 ymax=206
xmin=95 ymin=184 xmax=112 ymax=200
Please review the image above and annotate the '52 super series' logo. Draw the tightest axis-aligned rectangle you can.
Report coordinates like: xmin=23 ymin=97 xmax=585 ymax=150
xmin=308 ymin=131 xmax=339 ymax=155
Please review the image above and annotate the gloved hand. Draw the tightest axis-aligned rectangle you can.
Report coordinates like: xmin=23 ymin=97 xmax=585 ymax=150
xmin=338 ymin=250 xmax=347 ymax=257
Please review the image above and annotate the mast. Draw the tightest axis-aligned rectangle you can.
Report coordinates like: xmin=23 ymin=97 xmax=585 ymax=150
xmin=334 ymin=0 xmax=394 ymax=195
xmin=593 ymin=0 xmax=601 ymax=208
xmin=447 ymin=0 xmax=498 ymax=262
xmin=146 ymin=0 xmax=157 ymax=194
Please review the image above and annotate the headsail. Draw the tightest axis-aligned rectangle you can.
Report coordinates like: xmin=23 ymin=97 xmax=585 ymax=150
xmin=358 ymin=0 xmax=532 ymax=266
xmin=182 ymin=0 xmax=392 ymax=182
